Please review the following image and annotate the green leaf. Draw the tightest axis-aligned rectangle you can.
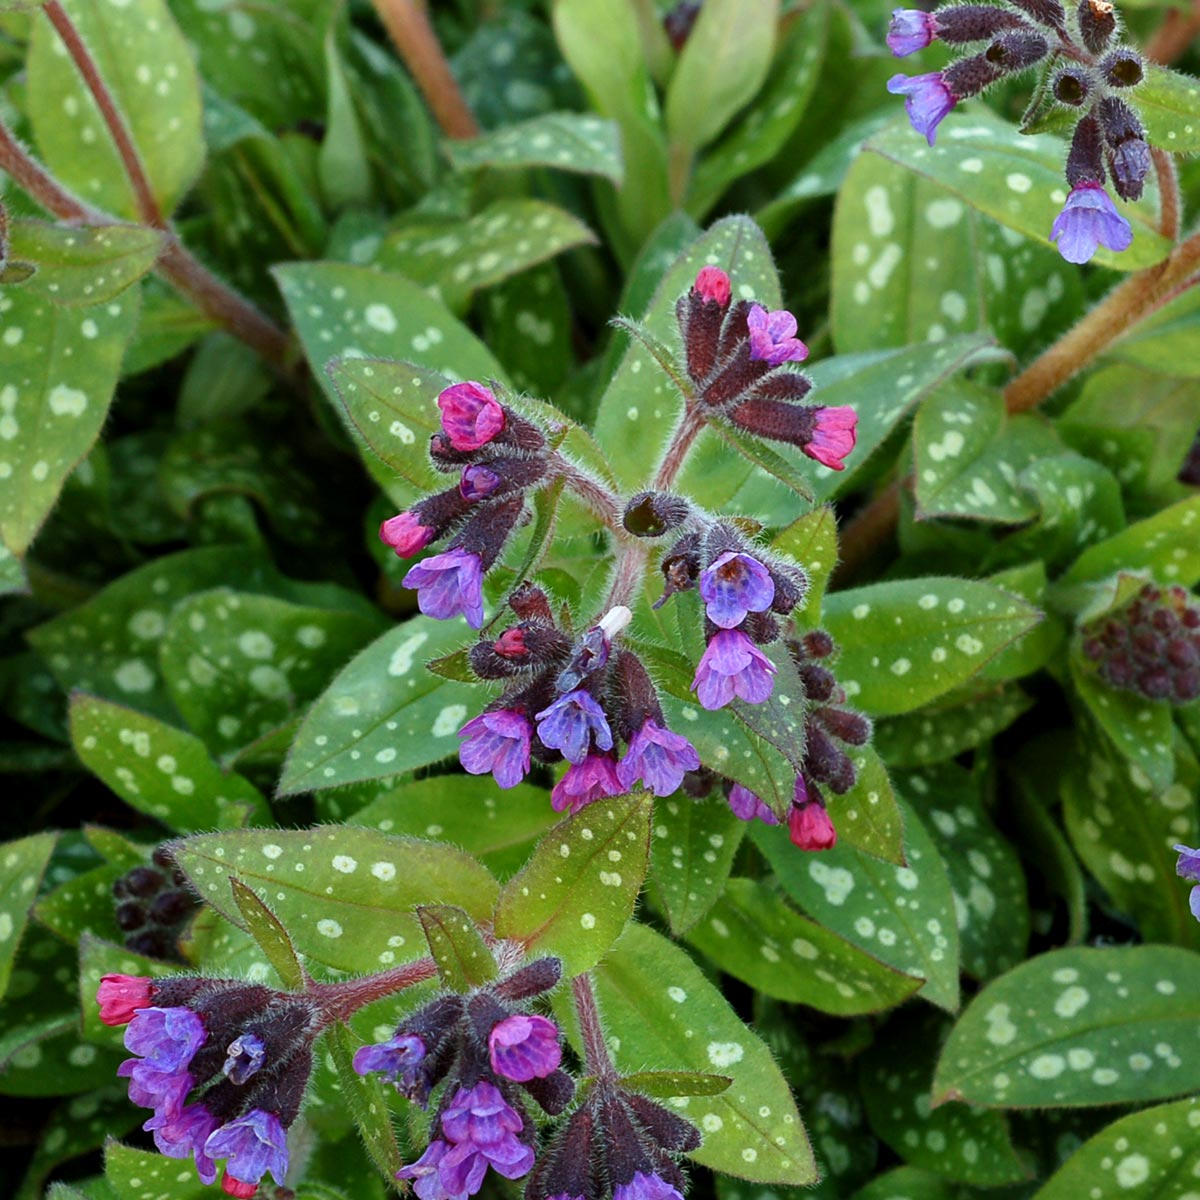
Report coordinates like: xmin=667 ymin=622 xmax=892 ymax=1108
xmin=159 ymin=588 xmax=387 ymax=761
xmin=0 ymin=833 xmax=57 ymax=1002
xmin=589 ymin=922 xmax=817 ymax=1185
xmin=913 ymin=379 xmax=1062 ymax=524
xmin=34 ymin=862 xmax=126 ymax=947
xmin=755 ymin=799 xmax=961 ymax=1011
xmin=933 ymin=945 xmax=1200 ymax=1108
xmin=377 ymin=199 xmax=598 ymax=308
xmin=318 ymin=27 xmax=372 ymax=210
xmin=621 ymin=1070 xmax=733 ymax=1098
xmin=447 ymin=111 xmax=623 ymax=182
xmin=826 ymin=745 xmax=907 ymax=866
xmin=864 ymin=111 xmax=1171 ymax=271
xmin=688 ymin=877 xmax=923 ymax=1015
xmin=0 ymin=284 xmax=138 ymax=554
xmin=230 ymin=878 xmax=307 ymax=990
xmin=771 ymin=504 xmax=838 ymax=622
xmin=493 ymin=793 xmax=651 ymax=976
xmin=848 ymin=1167 xmax=959 ymax=1200
xmin=875 ymin=681 xmax=1034 ymax=768
xmin=1136 ymin=66 xmax=1200 ymax=154
xmin=326 ymin=1022 xmax=404 ymax=1184
xmin=349 ymin=776 xmax=559 ymax=880
xmin=27 ymin=0 xmax=204 ymax=220
xmin=978 ymin=562 xmax=1065 ymax=683
xmin=170 ymin=827 xmax=498 ymax=974
xmin=0 ymin=1015 xmax=125 ymax=1097
xmin=481 ymin=263 xmax=574 ymax=397
xmin=823 ymin=577 xmax=1042 ymax=717
xmin=594 ymin=215 xmax=780 ymax=489
xmin=69 ymin=694 xmax=266 ymax=830
xmin=666 ymin=0 xmax=778 ymax=155
xmin=1030 ymin=1096 xmax=1200 ymax=1200
xmin=902 ymin=763 xmax=1030 ymax=981
xmin=418 ymin=904 xmax=497 ymax=991
xmin=7 ymin=220 xmax=165 ymax=306
xmin=861 ymin=1010 xmax=1027 ymax=1185
xmin=649 ymin=793 xmax=744 ymax=936
xmin=278 ymin=617 xmax=480 ymax=795
xmin=104 ymin=1141 xmax=211 ymax=1200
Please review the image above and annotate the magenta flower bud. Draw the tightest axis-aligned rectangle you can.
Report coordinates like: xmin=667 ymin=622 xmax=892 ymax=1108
xmin=460 ymin=464 xmax=502 ymax=501
xmin=380 ymin=511 xmax=437 ymax=558
xmin=1175 ymin=844 xmax=1200 ymax=921
xmin=459 ymin=710 xmax=532 ymax=789
xmin=699 ymin=550 xmax=776 ymax=629
xmin=535 ymin=689 xmax=614 ymax=765
xmin=616 ymin=719 xmax=701 ymax=797
xmin=437 ymin=381 xmax=506 ymax=451
xmin=1050 ymin=182 xmax=1132 ymax=264
xmin=97 ymin=974 xmax=154 ymax=1026
xmin=887 ymin=9 xmax=936 ymax=55
xmin=551 ymin=751 xmax=624 ymax=813
xmin=694 ymin=266 xmax=731 ymax=307
xmin=204 ymin=1109 xmax=290 ymax=1190
xmin=887 ymin=72 xmax=956 ymax=145
xmin=804 ymin=406 xmax=858 ymax=471
xmin=146 ymin=1103 xmax=220 ymax=1185
xmin=788 ymin=779 xmax=837 ymax=851
xmin=691 ymin=629 xmax=777 ymax=710
xmin=727 ymin=783 xmax=779 ymax=825
xmin=489 ymin=1014 xmax=563 ymax=1082
xmin=403 ymin=547 xmax=485 ymax=628
xmin=746 ymin=304 xmax=808 ymax=366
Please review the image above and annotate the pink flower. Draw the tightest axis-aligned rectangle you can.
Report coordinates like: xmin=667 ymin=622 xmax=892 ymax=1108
xmin=746 ymin=304 xmax=808 ymax=366
xmin=488 ymin=1014 xmax=562 ymax=1081
xmin=694 ymin=266 xmax=731 ymax=306
xmin=380 ymin=511 xmax=436 ymax=558
xmin=437 ymin=382 xmax=506 ymax=452
xmin=803 ymin=406 xmax=857 ymax=471
xmin=691 ymin=629 xmax=777 ymax=710
xmin=97 ymin=974 xmax=154 ymax=1026
xmin=550 ymin=751 xmax=623 ymax=814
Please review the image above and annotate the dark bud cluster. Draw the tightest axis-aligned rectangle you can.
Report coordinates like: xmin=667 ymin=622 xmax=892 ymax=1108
xmin=1081 ymin=582 xmax=1200 ymax=703
xmin=112 ymin=845 xmax=200 ymax=962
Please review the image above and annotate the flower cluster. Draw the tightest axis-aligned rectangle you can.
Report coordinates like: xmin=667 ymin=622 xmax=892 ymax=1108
xmin=380 ymin=380 xmax=550 ymax=628
xmin=1080 ymin=581 xmax=1200 ymax=703
xmin=98 ymin=974 xmax=318 ymax=1196
xmin=460 ymin=583 xmax=700 ymax=810
xmin=886 ymin=0 xmax=1150 ymax=263
xmin=354 ymin=956 xmax=577 ymax=1200
xmin=111 ymin=845 xmax=199 ymax=962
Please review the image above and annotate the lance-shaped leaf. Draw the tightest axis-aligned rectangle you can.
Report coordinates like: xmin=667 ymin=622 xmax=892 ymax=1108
xmin=326 ymin=1022 xmax=404 ymax=1184
xmin=418 ymin=904 xmax=497 ymax=991
xmin=105 ymin=1138 xmax=222 ymax=1200
xmin=589 ymin=922 xmax=817 ymax=1185
xmin=0 ymin=833 xmax=57 ymax=1002
xmin=230 ymin=878 xmax=307 ymax=991
xmin=493 ymin=793 xmax=651 ymax=976
xmin=448 ymin=111 xmax=623 ymax=181
xmin=933 ymin=945 xmax=1200 ymax=1107
xmin=169 ymin=827 xmax=497 ymax=974
xmin=772 ymin=504 xmax=838 ymax=622
xmin=823 ymin=577 xmax=1041 ymax=717
xmin=621 ymin=1070 xmax=733 ymax=1098
xmin=826 ymin=745 xmax=906 ymax=867
xmin=1136 ymin=66 xmax=1200 ymax=154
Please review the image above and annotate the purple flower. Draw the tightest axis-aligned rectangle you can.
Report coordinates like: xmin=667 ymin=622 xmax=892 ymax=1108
xmin=535 ymin=689 xmax=614 ymax=765
xmin=804 ymin=406 xmax=858 ymax=471
xmin=887 ymin=72 xmax=955 ymax=145
xmin=380 ymin=511 xmax=436 ymax=558
xmin=1050 ymin=182 xmax=1133 ymax=264
xmin=439 ymin=1082 xmax=535 ymax=1194
xmin=727 ymin=783 xmax=779 ymax=825
xmin=204 ymin=1109 xmax=290 ymax=1188
xmin=354 ymin=1033 xmax=426 ymax=1087
xmin=146 ymin=1103 xmax=220 ymax=1185
xmin=403 ymin=548 xmax=485 ymax=628
xmin=117 ymin=1059 xmax=192 ymax=1119
xmin=398 ymin=1139 xmax=459 ymax=1200
xmin=746 ymin=304 xmax=808 ymax=366
xmin=124 ymin=1007 xmax=206 ymax=1073
xmin=437 ymin=382 xmax=506 ymax=452
xmin=550 ymin=751 xmax=624 ymax=814
xmin=617 ymin=719 xmax=700 ymax=797
xmin=614 ymin=1171 xmax=685 ymax=1200
xmin=699 ymin=551 xmax=776 ymax=629
xmin=1175 ymin=844 xmax=1200 ymax=920
xmin=488 ymin=1014 xmax=562 ymax=1082
xmin=461 ymin=465 xmax=501 ymax=501
xmin=222 ymin=1032 xmax=265 ymax=1085
xmin=691 ymin=630 xmax=777 ymax=710
xmin=459 ymin=710 xmax=532 ymax=789
xmin=887 ymin=9 xmax=936 ymax=55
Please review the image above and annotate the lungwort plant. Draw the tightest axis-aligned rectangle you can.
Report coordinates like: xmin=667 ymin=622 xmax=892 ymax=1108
xmin=2 ymin=2 xmax=1200 ymax=1200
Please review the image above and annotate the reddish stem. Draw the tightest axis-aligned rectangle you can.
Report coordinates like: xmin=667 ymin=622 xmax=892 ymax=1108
xmin=572 ymin=973 xmax=618 ymax=1081
xmin=309 ymin=957 xmax=439 ymax=1025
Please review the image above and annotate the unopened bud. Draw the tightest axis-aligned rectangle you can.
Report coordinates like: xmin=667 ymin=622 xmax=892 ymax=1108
xmin=623 ymin=491 xmax=692 ymax=538
xmin=1101 ymin=48 xmax=1143 ymax=87
xmin=1052 ymin=66 xmax=1091 ymax=106
xmin=1066 ymin=113 xmax=1105 ymax=188
xmin=935 ymin=4 xmax=1034 ymax=41
xmin=1077 ymin=0 xmax=1116 ymax=53
xmin=1007 ymin=0 xmax=1066 ymax=29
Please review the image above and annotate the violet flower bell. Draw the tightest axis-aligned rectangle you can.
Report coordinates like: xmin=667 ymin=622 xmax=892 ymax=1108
xmin=887 ymin=72 xmax=956 ymax=144
xmin=203 ymin=1109 xmax=290 ymax=1193
xmin=727 ymin=783 xmax=780 ymax=826
xmin=551 ymin=751 xmax=624 ymax=814
xmin=458 ymin=709 xmax=533 ymax=789
xmin=1175 ymin=844 xmax=1200 ymax=921
xmin=145 ymin=1103 xmax=220 ymax=1185
xmin=353 ymin=1033 xmax=426 ymax=1091
xmin=535 ymin=689 xmax=614 ymax=765
xmin=746 ymin=304 xmax=809 ymax=366
xmin=699 ymin=550 xmax=776 ymax=629
xmin=691 ymin=629 xmax=777 ymax=710
xmin=397 ymin=1138 xmax=455 ymax=1200
xmin=403 ymin=547 xmax=485 ymax=628
xmin=488 ymin=1013 xmax=563 ymax=1082
xmin=437 ymin=381 xmax=506 ymax=452
xmin=436 ymin=1080 xmax=536 ymax=1195
xmin=1050 ymin=181 xmax=1133 ymax=264
xmin=616 ymin=719 xmax=700 ymax=797
xmin=887 ymin=8 xmax=936 ymax=55
xmin=614 ymin=1172 xmax=686 ymax=1200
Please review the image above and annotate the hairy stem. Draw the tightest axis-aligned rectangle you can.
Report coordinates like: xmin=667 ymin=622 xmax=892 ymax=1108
xmin=1145 ymin=0 xmax=1200 ymax=64
xmin=1152 ymin=148 xmax=1181 ymax=242
xmin=44 ymin=0 xmax=164 ymax=228
xmin=654 ymin=406 xmax=706 ymax=491
xmin=552 ymin=455 xmax=624 ymax=531
xmin=572 ymin=973 xmax=618 ymax=1081
xmin=309 ymin=957 xmax=439 ymax=1025
xmin=370 ymin=0 xmax=480 ymax=139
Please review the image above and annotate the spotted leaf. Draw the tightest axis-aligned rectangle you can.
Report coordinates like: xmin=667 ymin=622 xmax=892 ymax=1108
xmin=1136 ymin=66 xmax=1200 ymax=154
xmin=418 ymin=904 xmax=497 ymax=991
xmin=169 ymin=827 xmax=498 ymax=975
xmin=493 ymin=793 xmax=651 ymax=976
xmin=104 ymin=1141 xmax=212 ymax=1200
xmin=823 ymin=577 xmax=1041 ymax=717
xmin=933 ymin=945 xmax=1200 ymax=1107
xmin=588 ymin=922 xmax=817 ymax=1185
xmin=0 ymin=833 xmax=57 ymax=1002
xmin=448 ymin=112 xmax=623 ymax=181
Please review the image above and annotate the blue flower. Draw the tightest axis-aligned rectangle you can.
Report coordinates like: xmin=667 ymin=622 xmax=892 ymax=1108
xmin=699 ymin=551 xmax=775 ymax=629
xmin=617 ymin=720 xmax=700 ymax=797
xmin=887 ymin=72 xmax=955 ymax=145
xmin=535 ymin=690 xmax=614 ymax=765
xmin=887 ymin=9 xmax=936 ymax=55
xmin=204 ymin=1108 xmax=290 ymax=1189
xmin=1050 ymin=182 xmax=1132 ymax=264
xmin=1175 ymin=844 xmax=1200 ymax=920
